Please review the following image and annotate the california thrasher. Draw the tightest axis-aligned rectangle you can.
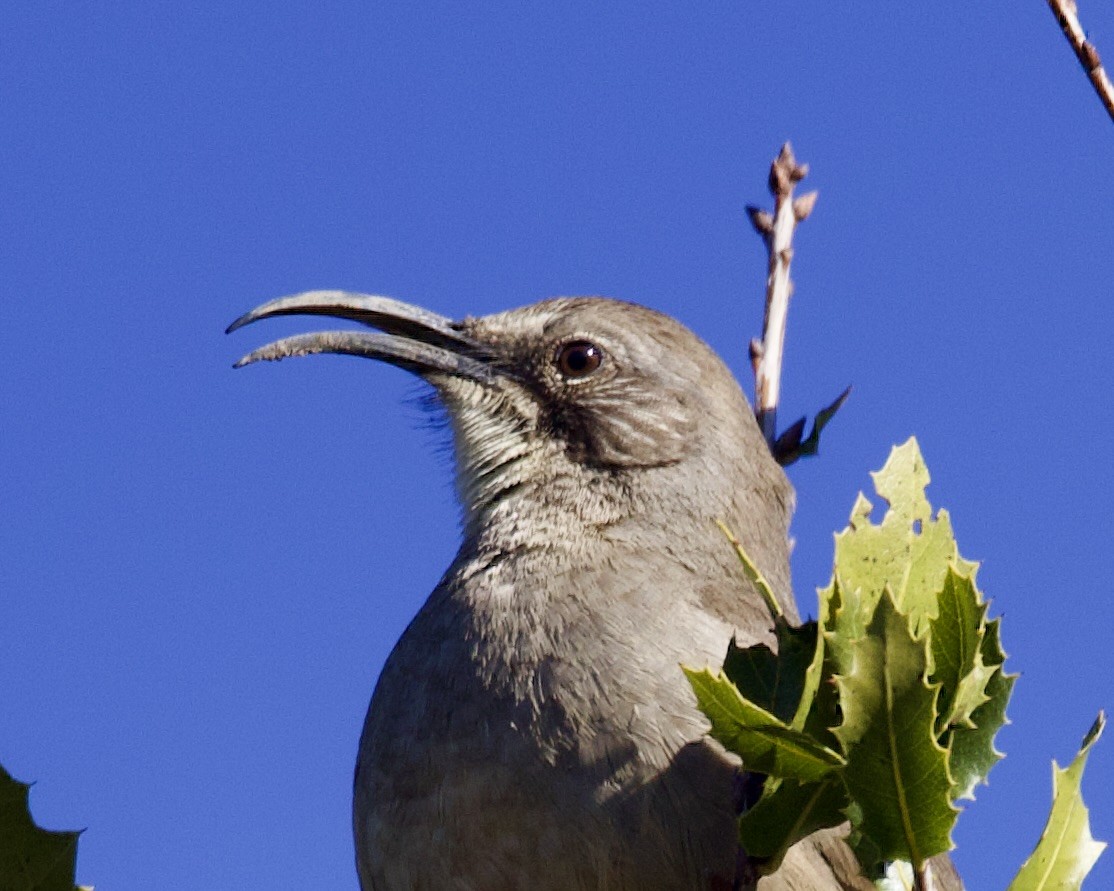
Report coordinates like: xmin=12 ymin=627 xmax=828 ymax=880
xmin=229 ymin=292 xmax=960 ymax=890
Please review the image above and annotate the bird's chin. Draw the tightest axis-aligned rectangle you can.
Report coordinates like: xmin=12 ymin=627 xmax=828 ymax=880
xmin=440 ymin=387 xmax=538 ymax=517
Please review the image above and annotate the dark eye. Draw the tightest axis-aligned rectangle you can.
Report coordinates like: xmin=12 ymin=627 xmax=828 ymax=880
xmin=556 ymin=340 xmax=603 ymax=379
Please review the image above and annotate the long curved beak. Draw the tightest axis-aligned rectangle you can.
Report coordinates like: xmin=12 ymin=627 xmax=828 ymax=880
xmin=227 ymin=290 xmax=496 ymax=383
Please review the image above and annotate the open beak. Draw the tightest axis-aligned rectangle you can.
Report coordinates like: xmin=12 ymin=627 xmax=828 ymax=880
xmin=227 ymin=290 xmax=497 ymax=383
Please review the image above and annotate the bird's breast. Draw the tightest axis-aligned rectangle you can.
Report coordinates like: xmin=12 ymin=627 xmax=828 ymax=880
xmin=353 ymin=533 xmax=756 ymax=889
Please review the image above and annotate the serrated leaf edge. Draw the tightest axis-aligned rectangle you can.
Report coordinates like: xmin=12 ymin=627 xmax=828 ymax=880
xmin=684 ymin=666 xmax=845 ymax=782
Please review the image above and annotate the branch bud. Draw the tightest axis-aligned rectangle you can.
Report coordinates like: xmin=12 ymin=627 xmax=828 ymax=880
xmin=746 ymin=206 xmax=774 ymax=236
xmin=749 ymin=337 xmax=764 ymax=372
xmin=793 ymin=191 xmax=819 ymax=221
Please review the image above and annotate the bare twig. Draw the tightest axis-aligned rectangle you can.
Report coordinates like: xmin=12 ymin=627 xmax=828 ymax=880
xmin=916 ymin=859 xmax=939 ymax=891
xmin=747 ymin=143 xmax=816 ymax=448
xmin=1046 ymin=0 xmax=1114 ymax=124
xmin=745 ymin=145 xmax=848 ymax=465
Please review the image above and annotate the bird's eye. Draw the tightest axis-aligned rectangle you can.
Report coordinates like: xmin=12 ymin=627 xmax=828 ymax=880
xmin=555 ymin=340 xmax=604 ymax=379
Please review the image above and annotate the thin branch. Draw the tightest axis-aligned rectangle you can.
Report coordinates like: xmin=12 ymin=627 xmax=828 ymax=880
xmin=746 ymin=143 xmax=816 ymax=447
xmin=1046 ymin=0 xmax=1114 ymax=123
xmin=915 ymin=859 xmax=937 ymax=891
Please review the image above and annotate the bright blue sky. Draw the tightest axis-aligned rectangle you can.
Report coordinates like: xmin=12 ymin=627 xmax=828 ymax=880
xmin=3 ymin=3 xmax=1112 ymax=889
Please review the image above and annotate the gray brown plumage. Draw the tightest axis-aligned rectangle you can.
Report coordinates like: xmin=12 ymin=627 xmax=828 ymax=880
xmin=230 ymin=292 xmax=960 ymax=890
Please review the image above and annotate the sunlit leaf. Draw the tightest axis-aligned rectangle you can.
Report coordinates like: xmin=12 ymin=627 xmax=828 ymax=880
xmin=834 ymin=591 xmax=958 ymax=870
xmin=930 ymin=567 xmax=990 ymax=732
xmin=1008 ymin=714 xmax=1107 ymax=890
xmin=684 ymin=667 xmax=844 ymax=783
xmin=948 ymin=617 xmax=1015 ymax=801
xmin=833 ymin=439 xmax=963 ymax=633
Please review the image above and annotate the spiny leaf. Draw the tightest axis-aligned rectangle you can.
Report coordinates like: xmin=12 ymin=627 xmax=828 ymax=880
xmin=1008 ymin=713 xmax=1107 ymax=890
xmin=945 ymin=660 xmax=997 ymax=735
xmin=738 ymin=777 xmax=848 ymax=872
xmin=869 ymin=439 xmax=932 ymax=525
xmin=929 ymin=566 xmax=991 ymax=733
xmin=717 ymin=519 xmax=785 ymax=619
xmin=833 ymin=438 xmax=965 ymax=634
xmin=801 ymin=577 xmax=854 ymax=751
xmin=717 ymin=521 xmax=826 ymax=732
xmin=794 ymin=578 xmax=838 ymax=739
xmin=0 ymin=763 xmax=83 ymax=891
xmin=683 ymin=667 xmax=844 ymax=783
xmin=824 ymin=578 xmax=868 ymax=679
xmin=723 ymin=618 xmax=817 ymax=725
xmin=833 ymin=590 xmax=959 ymax=870
xmin=948 ymin=616 xmax=1015 ymax=801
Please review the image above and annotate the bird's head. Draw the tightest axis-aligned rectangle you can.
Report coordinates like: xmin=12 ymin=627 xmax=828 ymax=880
xmin=229 ymin=292 xmax=791 ymax=574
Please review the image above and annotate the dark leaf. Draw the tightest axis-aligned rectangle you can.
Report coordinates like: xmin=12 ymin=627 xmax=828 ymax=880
xmin=0 ymin=763 xmax=82 ymax=891
xmin=739 ymin=777 xmax=848 ymax=872
xmin=723 ymin=618 xmax=818 ymax=724
xmin=773 ymin=385 xmax=851 ymax=466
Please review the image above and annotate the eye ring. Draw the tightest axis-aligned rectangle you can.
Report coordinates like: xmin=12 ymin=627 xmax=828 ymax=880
xmin=555 ymin=340 xmax=604 ymax=379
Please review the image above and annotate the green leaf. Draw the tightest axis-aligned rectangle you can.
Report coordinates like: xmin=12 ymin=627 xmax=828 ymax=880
xmin=944 ymin=658 xmax=997 ymax=733
xmin=717 ymin=519 xmax=784 ymax=619
xmin=0 ymin=763 xmax=83 ymax=891
xmin=1008 ymin=713 xmax=1107 ymax=891
xmin=824 ymin=576 xmax=868 ymax=679
xmin=738 ymin=777 xmax=848 ymax=872
xmin=833 ymin=438 xmax=964 ymax=634
xmin=723 ymin=618 xmax=817 ymax=725
xmin=799 ymin=577 xmax=848 ymax=750
xmin=929 ymin=566 xmax=991 ymax=733
xmin=833 ymin=590 xmax=959 ymax=870
xmin=844 ymin=801 xmax=886 ymax=882
xmin=683 ymin=667 xmax=845 ymax=783
xmin=948 ymin=617 xmax=1015 ymax=801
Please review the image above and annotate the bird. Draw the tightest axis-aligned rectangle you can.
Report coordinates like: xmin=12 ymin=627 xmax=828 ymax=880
xmin=228 ymin=291 xmax=959 ymax=891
